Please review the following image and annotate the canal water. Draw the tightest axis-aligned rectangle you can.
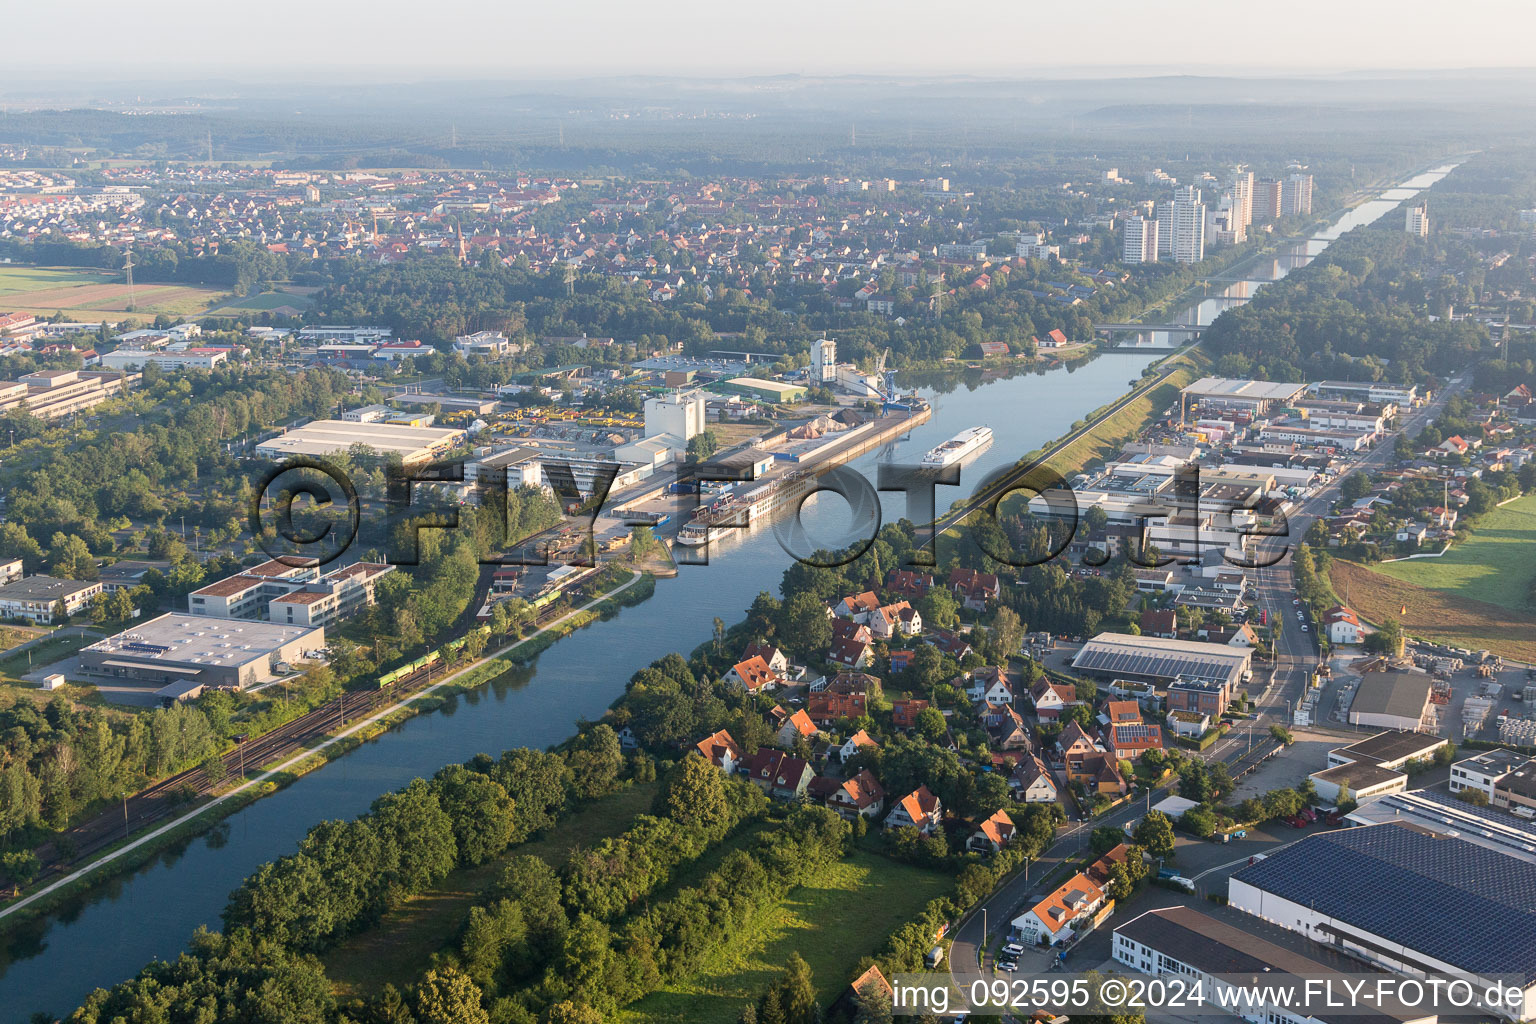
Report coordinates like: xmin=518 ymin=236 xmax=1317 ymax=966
xmin=1111 ymin=163 xmax=1460 ymax=352
xmin=0 ymin=161 xmax=1462 ymax=1021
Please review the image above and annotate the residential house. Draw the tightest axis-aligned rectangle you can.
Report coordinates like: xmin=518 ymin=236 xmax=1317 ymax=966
xmin=829 ymin=634 xmax=873 ymax=669
xmin=969 ymin=668 xmax=1015 ymax=709
xmin=885 ymin=570 xmax=934 ymax=598
xmin=693 ymin=729 xmax=744 ymax=773
xmin=1139 ymin=608 xmax=1178 ymax=638
xmin=868 ymin=601 xmax=922 ymax=639
xmin=1030 ymin=678 xmax=1076 ymax=720
xmin=967 ymin=808 xmax=1018 ymax=853
xmin=1167 ymin=677 xmax=1231 ymax=718
xmin=825 ymin=769 xmax=887 ymax=820
xmin=808 ymin=690 xmax=867 ymax=725
xmin=949 ymin=568 xmax=1001 ymax=610
xmin=1325 ymin=606 xmax=1362 ymax=645
xmin=891 ymin=698 xmax=931 ymax=730
xmin=743 ymin=641 xmax=790 ymax=675
xmin=1012 ymin=872 xmax=1107 ymax=945
xmin=885 ymin=785 xmax=943 ymax=834
xmin=838 ymin=728 xmax=880 ymax=763
xmin=1012 ymin=754 xmax=1059 ymax=803
xmin=725 ymin=655 xmax=781 ymax=693
xmin=742 ymin=747 xmax=813 ymax=800
xmin=988 ymin=705 xmax=1034 ymax=751
xmin=776 ymin=708 xmax=818 ymax=747
xmin=1077 ymin=753 xmax=1129 ymax=796
xmin=1059 ymin=721 xmax=1102 ymax=763
xmin=1105 ymin=721 xmax=1163 ymax=761
xmin=1104 ymin=700 xmax=1142 ymax=725
xmin=928 ymin=628 xmax=974 ymax=660
xmin=834 ymin=590 xmax=882 ymax=621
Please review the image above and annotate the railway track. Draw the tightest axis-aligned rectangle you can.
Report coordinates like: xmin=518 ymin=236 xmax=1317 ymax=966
xmin=11 ymin=574 xmax=608 ymax=900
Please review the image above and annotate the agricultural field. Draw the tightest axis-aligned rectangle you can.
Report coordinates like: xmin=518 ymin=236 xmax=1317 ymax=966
xmin=620 ymin=849 xmax=954 ymax=1024
xmin=0 ymin=264 xmax=226 ymax=318
xmin=1365 ymin=493 xmax=1536 ymax=609
xmin=206 ymin=289 xmax=315 ymax=316
xmin=1329 ymin=558 xmax=1536 ymax=663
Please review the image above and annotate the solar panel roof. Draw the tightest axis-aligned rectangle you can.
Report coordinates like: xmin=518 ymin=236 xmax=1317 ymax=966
xmin=1230 ymin=821 xmax=1536 ymax=982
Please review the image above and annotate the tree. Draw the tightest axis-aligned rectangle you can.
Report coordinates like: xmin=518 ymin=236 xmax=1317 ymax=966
xmin=773 ymin=952 xmax=817 ymax=1024
xmin=655 ymin=754 xmax=733 ymax=839
xmin=1364 ymin=617 xmax=1404 ymax=657
xmin=686 ymin=430 xmax=719 ymax=462
xmin=567 ymin=724 xmax=623 ymax=800
xmin=1133 ymin=810 xmax=1175 ymax=858
xmin=1340 ymin=472 xmax=1374 ymax=502
xmin=777 ymin=592 xmax=832 ymax=658
xmin=1181 ymin=807 xmax=1217 ymax=838
xmin=416 ymin=966 xmax=489 ymax=1024
xmin=913 ymin=707 xmax=948 ymax=743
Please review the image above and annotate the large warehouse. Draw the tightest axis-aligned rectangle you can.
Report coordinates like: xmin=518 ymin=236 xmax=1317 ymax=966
xmin=1348 ymin=670 xmax=1434 ymax=731
xmin=78 ymin=613 xmax=324 ymax=692
xmin=1180 ymin=377 xmax=1310 ymax=413
xmin=255 ymin=419 xmax=467 ymax=465
xmin=1072 ymin=632 xmax=1254 ymax=689
xmin=1228 ymin=822 xmax=1536 ymax=1020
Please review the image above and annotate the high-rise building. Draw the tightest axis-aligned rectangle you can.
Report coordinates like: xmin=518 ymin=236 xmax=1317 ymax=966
xmin=811 ymin=338 xmax=838 ymax=383
xmin=1405 ymin=201 xmax=1429 ymax=237
xmin=1231 ymin=169 xmax=1254 ymax=229
xmin=1171 ymin=186 xmax=1206 ymax=264
xmin=1155 ymin=201 xmax=1175 ymax=255
xmin=1122 ymin=217 xmax=1159 ymax=264
xmin=1282 ymin=173 xmax=1314 ymax=217
xmin=1252 ymin=180 xmax=1283 ymax=222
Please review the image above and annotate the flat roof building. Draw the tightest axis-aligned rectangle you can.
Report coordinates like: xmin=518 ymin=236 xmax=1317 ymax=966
xmin=1072 ymin=632 xmax=1253 ymax=689
xmin=715 ymin=377 xmax=808 ymax=403
xmin=1228 ymin=821 xmax=1536 ymax=1020
xmin=0 ymin=575 xmax=102 ymax=624
xmin=1181 ymin=377 xmax=1310 ymax=412
xmin=1114 ymin=905 xmax=1437 ymax=1024
xmin=78 ymin=613 xmax=324 ymax=691
xmin=255 ymin=419 xmax=467 ymax=465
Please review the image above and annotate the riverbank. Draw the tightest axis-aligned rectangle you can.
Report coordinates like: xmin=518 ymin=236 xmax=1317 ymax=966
xmin=0 ymin=569 xmax=653 ymax=936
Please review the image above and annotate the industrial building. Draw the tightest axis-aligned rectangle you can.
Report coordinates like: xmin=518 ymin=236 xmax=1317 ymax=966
xmin=1114 ymin=906 xmax=1438 ymax=1024
xmin=464 ymin=447 xmax=544 ymax=489
xmin=78 ymin=613 xmax=325 ymax=692
xmin=1228 ymin=822 xmax=1536 ymax=1020
xmin=1345 ymin=787 xmax=1536 ymax=865
xmin=1180 ymin=376 xmax=1310 ymax=414
xmin=1072 ymin=632 xmax=1254 ymax=690
xmin=715 ymin=377 xmax=807 ymax=404
xmin=255 ymin=419 xmax=467 ymax=465
xmin=1311 ymin=730 xmax=1449 ymax=804
xmin=1348 ymin=671 xmax=1434 ymax=731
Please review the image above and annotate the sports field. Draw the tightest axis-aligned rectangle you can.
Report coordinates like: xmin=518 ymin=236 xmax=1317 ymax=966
xmin=0 ymin=264 xmax=225 ymax=318
xmin=1367 ymin=492 xmax=1536 ymax=609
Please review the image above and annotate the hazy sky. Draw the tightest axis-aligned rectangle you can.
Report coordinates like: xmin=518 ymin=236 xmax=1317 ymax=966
xmin=8 ymin=0 xmax=1536 ymax=79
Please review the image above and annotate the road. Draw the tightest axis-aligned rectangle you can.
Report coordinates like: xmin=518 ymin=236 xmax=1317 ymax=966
xmin=946 ymin=377 xmax=1468 ymax=985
